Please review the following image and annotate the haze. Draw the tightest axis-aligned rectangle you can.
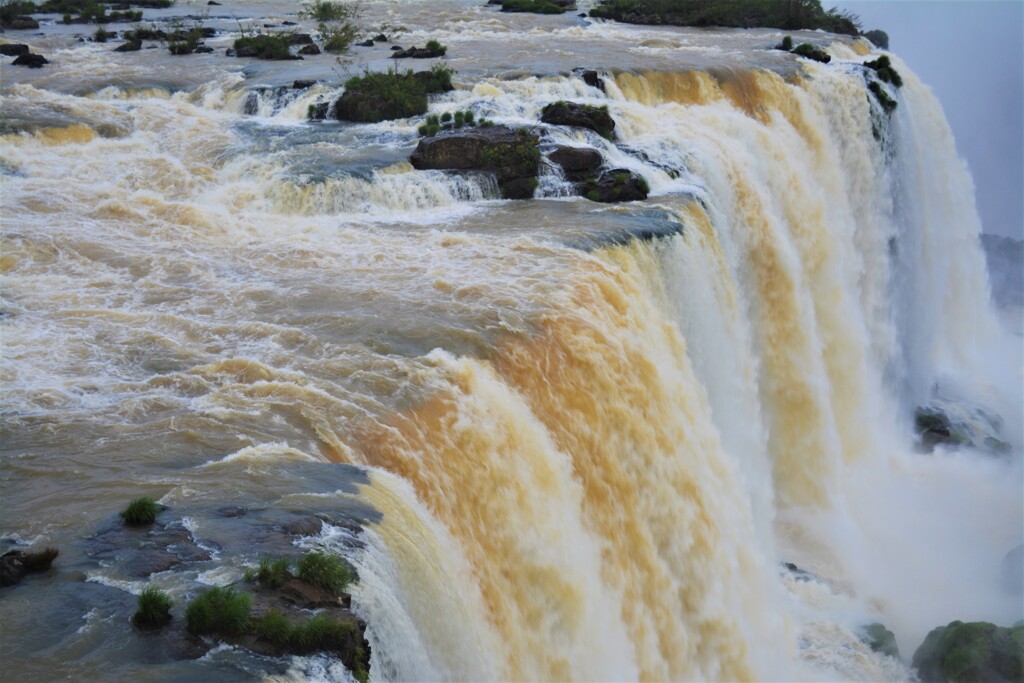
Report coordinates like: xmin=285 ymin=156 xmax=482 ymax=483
xmin=840 ymin=0 xmax=1024 ymax=239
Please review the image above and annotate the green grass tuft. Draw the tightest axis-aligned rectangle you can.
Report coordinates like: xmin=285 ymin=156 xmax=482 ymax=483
xmin=185 ymin=586 xmax=252 ymax=636
xmin=296 ymin=551 xmax=353 ymax=593
xmin=290 ymin=614 xmax=356 ymax=653
xmin=425 ymin=38 xmax=447 ymax=55
xmin=256 ymin=557 xmax=292 ymax=588
xmin=234 ymin=33 xmax=292 ymax=59
xmin=121 ymin=497 xmax=159 ymax=525
xmin=254 ymin=609 xmax=292 ymax=647
xmin=134 ymin=586 xmax=173 ymax=627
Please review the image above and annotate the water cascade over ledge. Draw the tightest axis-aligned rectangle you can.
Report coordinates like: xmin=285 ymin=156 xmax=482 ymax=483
xmin=1 ymin=3 xmax=1020 ymax=682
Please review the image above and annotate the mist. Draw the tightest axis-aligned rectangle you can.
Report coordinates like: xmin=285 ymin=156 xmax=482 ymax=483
xmin=839 ymin=1 xmax=1024 ymax=239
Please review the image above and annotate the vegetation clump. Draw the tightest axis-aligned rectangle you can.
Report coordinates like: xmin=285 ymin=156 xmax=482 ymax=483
xmin=860 ymin=622 xmax=900 ymax=659
xmin=912 ymin=621 xmax=1023 ymax=683
xmin=775 ymin=34 xmax=793 ymax=51
xmin=133 ymin=586 xmax=173 ymax=628
xmin=500 ymin=0 xmax=569 ymax=15
xmin=247 ymin=556 xmax=292 ymax=588
xmin=868 ymin=81 xmax=896 ymax=114
xmin=296 ymin=551 xmax=353 ymax=593
xmin=418 ymin=109 xmax=492 ymax=137
xmin=589 ymin=0 xmax=861 ymax=35
xmin=335 ymin=64 xmax=454 ymax=123
xmin=301 ymin=0 xmax=359 ymax=54
xmin=863 ymin=29 xmax=889 ymax=50
xmin=791 ymin=42 xmax=831 ymax=63
xmin=252 ymin=611 xmax=369 ymax=683
xmin=864 ymin=55 xmax=903 ymax=87
xmin=185 ymin=586 xmax=252 ymax=636
xmin=121 ymin=496 xmax=160 ymax=525
xmin=233 ymin=32 xmax=294 ymax=60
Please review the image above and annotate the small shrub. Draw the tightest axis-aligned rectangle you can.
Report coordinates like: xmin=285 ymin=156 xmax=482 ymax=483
xmin=322 ymin=22 xmax=358 ymax=53
xmin=296 ymin=551 xmax=353 ymax=593
xmin=453 ymin=110 xmax=465 ymax=128
xmin=21 ymin=547 xmax=59 ymax=572
xmin=425 ymin=38 xmax=447 ymax=55
xmin=440 ymin=111 xmax=452 ymax=123
xmin=300 ymin=0 xmax=354 ymax=23
xmin=94 ymin=26 xmax=110 ymax=42
xmin=256 ymin=557 xmax=291 ymax=588
xmin=255 ymin=609 xmax=292 ymax=647
xmin=868 ymin=81 xmax=897 ymax=113
xmin=778 ymin=35 xmax=792 ymax=50
xmin=463 ymin=110 xmax=475 ymax=124
xmin=121 ymin=497 xmax=159 ymax=525
xmin=419 ymin=63 xmax=455 ymax=94
xmin=185 ymin=586 xmax=252 ymax=636
xmin=134 ymin=586 xmax=173 ymax=627
xmin=865 ymin=55 xmax=902 ymax=87
xmin=863 ymin=28 xmax=889 ymax=50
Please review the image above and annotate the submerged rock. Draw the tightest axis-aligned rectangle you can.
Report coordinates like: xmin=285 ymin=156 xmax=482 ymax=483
xmin=912 ymin=620 xmax=1024 ymax=682
xmin=391 ymin=44 xmax=445 ymax=59
xmin=541 ymin=100 xmax=615 ymax=139
xmin=410 ymin=125 xmax=541 ymax=199
xmin=913 ymin=404 xmax=1010 ymax=454
xmin=114 ymin=39 xmax=142 ymax=52
xmin=298 ymin=43 xmax=321 ymax=55
xmin=574 ymin=68 xmax=606 ymax=92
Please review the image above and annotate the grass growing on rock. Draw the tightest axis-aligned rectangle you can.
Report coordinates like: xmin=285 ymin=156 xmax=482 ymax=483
xmin=296 ymin=551 xmax=353 ymax=593
xmin=865 ymin=55 xmax=903 ymax=87
xmin=121 ymin=497 xmax=159 ymax=525
xmin=424 ymin=39 xmax=447 ymax=55
xmin=133 ymin=586 xmax=173 ymax=627
xmin=254 ymin=608 xmax=292 ymax=647
xmin=255 ymin=557 xmax=292 ymax=588
xmin=589 ymin=0 xmax=861 ymax=34
xmin=337 ymin=65 xmax=453 ymax=123
xmin=185 ymin=586 xmax=252 ymax=636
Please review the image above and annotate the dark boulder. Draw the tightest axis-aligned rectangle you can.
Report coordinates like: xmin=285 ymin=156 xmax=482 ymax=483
xmin=580 ymin=168 xmax=648 ymax=203
xmin=292 ymin=79 xmax=316 ymax=90
xmin=392 ymin=45 xmax=445 ymax=59
xmin=193 ymin=45 xmax=214 ymax=53
xmin=574 ymin=68 xmax=605 ymax=92
xmin=298 ymin=43 xmax=321 ymax=55
xmin=356 ymin=39 xmax=374 ymax=47
xmin=7 ymin=17 xmax=39 ymax=30
xmin=288 ymin=33 xmax=314 ymax=45
xmin=549 ymin=145 xmax=602 ymax=181
xmin=859 ymin=622 xmax=900 ymax=659
xmin=912 ymin=621 xmax=1023 ymax=682
xmin=390 ymin=45 xmax=402 ymax=51
xmin=541 ymin=100 xmax=615 ymax=139
xmin=11 ymin=53 xmax=48 ymax=68
xmin=0 ymin=44 xmax=29 ymax=57
xmin=373 ymin=33 xmax=388 ymax=42
xmin=334 ymin=68 xmax=451 ymax=123
xmin=411 ymin=125 xmax=541 ymax=199
xmin=308 ymin=101 xmax=330 ymax=120
xmin=114 ymin=39 xmax=142 ymax=52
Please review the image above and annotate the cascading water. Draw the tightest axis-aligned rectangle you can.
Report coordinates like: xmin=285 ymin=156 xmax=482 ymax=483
xmin=1 ymin=3 xmax=1020 ymax=682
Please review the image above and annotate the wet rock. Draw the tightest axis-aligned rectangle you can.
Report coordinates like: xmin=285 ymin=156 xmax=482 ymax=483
xmin=126 ymin=549 xmax=182 ymax=577
xmin=549 ymin=145 xmax=603 ymax=181
xmin=11 ymin=53 xmax=48 ymax=68
xmin=308 ymin=101 xmax=330 ymax=120
xmin=579 ymin=168 xmax=648 ymax=203
xmin=373 ymin=33 xmax=387 ymax=42
xmin=278 ymin=577 xmax=350 ymax=609
xmin=218 ymin=506 xmax=247 ymax=518
xmin=391 ymin=45 xmax=445 ymax=59
xmin=292 ymin=80 xmax=316 ymax=90
xmin=573 ymin=67 xmax=605 ymax=92
xmin=208 ymin=0 xmax=221 ymax=4
xmin=390 ymin=45 xmax=402 ymax=51
xmin=410 ymin=125 xmax=541 ymax=199
xmin=298 ymin=43 xmax=321 ymax=55
xmin=356 ymin=39 xmax=374 ymax=47
xmin=282 ymin=514 xmax=322 ymax=536
xmin=1 ymin=547 xmax=58 ymax=587
xmin=792 ymin=42 xmax=831 ymax=63
xmin=0 ymin=44 xmax=29 ymax=57
xmin=913 ymin=621 xmax=1024 ymax=682
xmin=114 ymin=39 xmax=142 ymax=52
xmin=193 ymin=45 xmax=214 ymax=53
xmin=859 ymin=622 xmax=900 ymax=659
xmin=541 ymin=100 xmax=615 ymax=139
xmin=86 ymin=521 xmax=210 ymax=578
xmin=780 ymin=561 xmax=816 ymax=582
xmin=289 ymin=33 xmax=314 ymax=45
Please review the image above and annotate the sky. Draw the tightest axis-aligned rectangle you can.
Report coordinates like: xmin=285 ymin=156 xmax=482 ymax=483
xmin=838 ymin=0 xmax=1023 ymax=239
